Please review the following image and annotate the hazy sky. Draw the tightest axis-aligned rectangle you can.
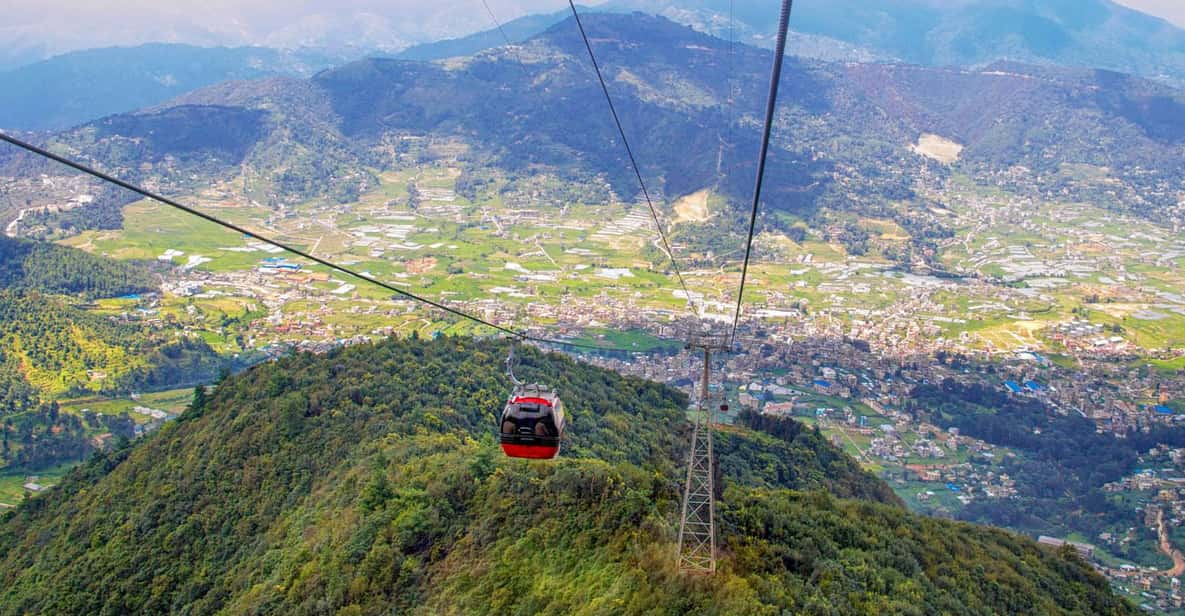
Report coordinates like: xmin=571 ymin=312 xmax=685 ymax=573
xmin=0 ymin=1 xmax=604 ymax=66
xmin=1114 ymin=0 xmax=1185 ymax=27
xmin=1 ymin=0 xmax=1183 ymax=66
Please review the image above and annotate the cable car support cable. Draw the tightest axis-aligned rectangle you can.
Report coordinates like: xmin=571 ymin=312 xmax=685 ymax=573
xmin=0 ymin=132 xmax=630 ymax=353
xmin=728 ymin=0 xmax=795 ymax=348
xmin=477 ymin=0 xmax=534 ymax=80
xmin=717 ymin=0 xmax=736 ymax=183
xmin=676 ymin=0 xmax=795 ymax=574
xmin=566 ymin=0 xmax=696 ymax=314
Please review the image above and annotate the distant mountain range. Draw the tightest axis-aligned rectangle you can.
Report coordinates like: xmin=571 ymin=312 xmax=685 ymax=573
xmin=403 ymin=0 xmax=1185 ymax=87
xmin=0 ymin=1 xmax=581 ymax=72
xmin=395 ymin=9 xmax=573 ymax=62
xmin=12 ymin=13 xmax=1182 ymax=230
xmin=0 ymin=44 xmax=360 ymax=131
xmin=4 ymin=0 xmax=1185 ymax=133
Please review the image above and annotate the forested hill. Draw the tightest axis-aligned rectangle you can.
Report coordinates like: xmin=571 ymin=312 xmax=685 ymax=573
xmin=0 ymin=235 xmax=156 ymax=299
xmin=0 ymin=337 xmax=1133 ymax=614
xmin=0 ymin=237 xmax=226 ymax=472
xmin=0 ymin=234 xmax=205 ymax=399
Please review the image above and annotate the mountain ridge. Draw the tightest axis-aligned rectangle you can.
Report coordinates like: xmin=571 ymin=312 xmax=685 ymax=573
xmin=611 ymin=0 xmax=1185 ymax=87
xmin=6 ymin=0 xmax=1185 ymax=132
xmin=17 ymin=12 xmax=1183 ymax=233
xmin=359 ymin=0 xmax=1185 ymax=88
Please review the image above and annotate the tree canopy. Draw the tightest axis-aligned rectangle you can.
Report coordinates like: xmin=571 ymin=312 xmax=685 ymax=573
xmin=0 ymin=337 xmax=1132 ymax=615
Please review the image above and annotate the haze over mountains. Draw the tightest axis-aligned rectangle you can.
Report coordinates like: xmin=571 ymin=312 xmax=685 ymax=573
xmin=14 ymin=12 xmax=1183 ymax=241
xmin=399 ymin=0 xmax=1185 ymax=87
xmin=5 ymin=0 xmax=1185 ymax=68
xmin=0 ymin=0 xmax=587 ymax=70
xmin=616 ymin=0 xmax=1185 ymax=86
xmin=0 ymin=46 xmax=355 ymax=131
xmin=5 ymin=0 xmax=1185 ymax=131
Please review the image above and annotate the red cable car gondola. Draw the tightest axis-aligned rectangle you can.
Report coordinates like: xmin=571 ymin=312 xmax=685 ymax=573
xmin=499 ymin=383 xmax=565 ymax=459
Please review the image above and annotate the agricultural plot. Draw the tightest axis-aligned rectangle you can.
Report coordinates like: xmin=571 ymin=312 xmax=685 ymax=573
xmin=0 ymin=463 xmax=74 ymax=507
xmin=59 ymin=387 xmax=194 ymax=425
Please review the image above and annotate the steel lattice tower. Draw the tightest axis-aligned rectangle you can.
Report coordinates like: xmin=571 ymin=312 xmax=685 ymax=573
xmin=677 ymin=402 xmax=716 ymax=573
xmin=678 ymin=335 xmax=728 ymax=574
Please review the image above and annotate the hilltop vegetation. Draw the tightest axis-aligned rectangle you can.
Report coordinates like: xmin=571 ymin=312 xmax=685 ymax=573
xmin=0 ymin=291 xmax=224 ymax=397
xmin=0 ymin=337 xmax=1132 ymax=614
xmin=0 ymin=236 xmax=223 ymax=398
xmin=423 ymin=1 xmax=1185 ymax=90
xmin=12 ymin=187 xmax=135 ymax=241
xmin=0 ymin=235 xmax=156 ymax=299
xmin=8 ymin=0 xmax=1181 ymax=134
xmin=0 ymin=236 xmax=231 ymax=471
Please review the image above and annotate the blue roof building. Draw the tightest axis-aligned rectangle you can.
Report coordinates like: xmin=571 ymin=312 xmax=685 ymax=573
xmin=1004 ymin=380 xmax=1023 ymax=394
xmin=1154 ymin=405 xmax=1174 ymax=415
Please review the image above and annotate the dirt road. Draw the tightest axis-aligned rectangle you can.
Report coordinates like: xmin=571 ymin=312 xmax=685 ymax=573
xmin=1155 ymin=507 xmax=1185 ymax=577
